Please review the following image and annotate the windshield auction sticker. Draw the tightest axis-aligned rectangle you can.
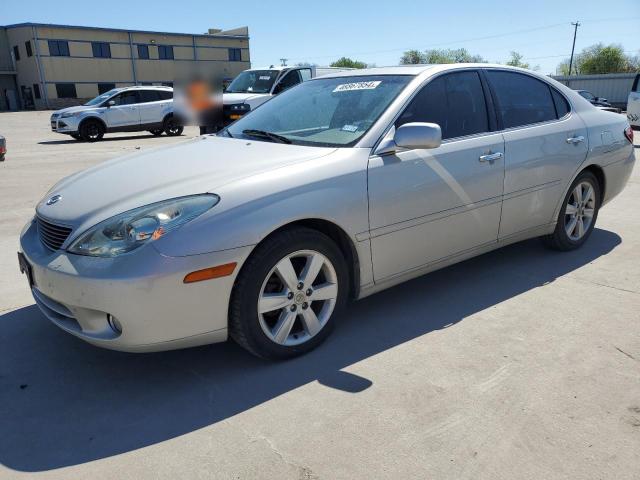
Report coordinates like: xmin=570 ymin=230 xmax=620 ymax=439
xmin=333 ymin=81 xmax=381 ymax=92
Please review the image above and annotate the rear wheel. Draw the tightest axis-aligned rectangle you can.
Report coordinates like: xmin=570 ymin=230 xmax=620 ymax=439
xmin=79 ymin=119 xmax=105 ymax=142
xmin=149 ymin=128 xmax=164 ymax=136
xmin=543 ymin=171 xmax=600 ymax=251
xmin=229 ymin=227 xmax=348 ymax=359
xmin=164 ymin=117 xmax=183 ymax=136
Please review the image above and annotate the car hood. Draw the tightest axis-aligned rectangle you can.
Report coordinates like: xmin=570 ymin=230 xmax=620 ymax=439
xmin=53 ymin=105 xmax=98 ymax=116
xmin=36 ymin=136 xmax=336 ymax=232
xmin=223 ymin=93 xmax=269 ymax=104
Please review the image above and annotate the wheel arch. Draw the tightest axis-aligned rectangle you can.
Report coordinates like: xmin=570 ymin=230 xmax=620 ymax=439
xmin=78 ymin=115 xmax=107 ymax=131
xmin=240 ymin=218 xmax=361 ymax=301
xmin=552 ymin=162 xmax=607 ymax=221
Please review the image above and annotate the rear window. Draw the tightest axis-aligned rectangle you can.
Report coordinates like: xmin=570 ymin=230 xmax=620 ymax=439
xmin=486 ymin=70 xmax=557 ymax=129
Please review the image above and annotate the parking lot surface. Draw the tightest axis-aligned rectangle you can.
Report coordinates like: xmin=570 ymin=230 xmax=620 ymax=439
xmin=0 ymin=111 xmax=639 ymax=479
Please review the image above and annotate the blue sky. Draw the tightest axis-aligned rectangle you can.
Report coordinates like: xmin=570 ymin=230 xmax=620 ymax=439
xmin=4 ymin=0 xmax=639 ymax=74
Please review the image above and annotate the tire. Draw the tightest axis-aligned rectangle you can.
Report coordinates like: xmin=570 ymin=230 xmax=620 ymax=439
xmin=79 ymin=119 xmax=105 ymax=142
xmin=543 ymin=170 xmax=601 ymax=251
xmin=163 ymin=117 xmax=184 ymax=136
xmin=149 ymin=129 xmax=164 ymax=136
xmin=70 ymin=133 xmax=82 ymax=141
xmin=229 ymin=227 xmax=349 ymax=360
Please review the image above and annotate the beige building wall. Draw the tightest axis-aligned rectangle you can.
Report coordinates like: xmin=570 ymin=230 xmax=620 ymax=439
xmin=5 ymin=23 xmax=250 ymax=110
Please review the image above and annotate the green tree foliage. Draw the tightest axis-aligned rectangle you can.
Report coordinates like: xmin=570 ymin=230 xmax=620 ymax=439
xmin=400 ymin=48 xmax=486 ymax=65
xmin=330 ymin=57 xmax=368 ymax=69
xmin=505 ymin=51 xmax=530 ymax=69
xmin=558 ymin=43 xmax=640 ymax=75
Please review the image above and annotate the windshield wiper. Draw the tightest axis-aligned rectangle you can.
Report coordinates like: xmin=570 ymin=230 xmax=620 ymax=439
xmin=243 ymin=129 xmax=292 ymax=144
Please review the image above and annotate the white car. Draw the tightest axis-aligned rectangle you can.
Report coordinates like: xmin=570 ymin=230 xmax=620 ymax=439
xmin=222 ymin=66 xmax=352 ymax=126
xmin=49 ymin=86 xmax=183 ymax=141
xmin=628 ymin=73 xmax=640 ymax=129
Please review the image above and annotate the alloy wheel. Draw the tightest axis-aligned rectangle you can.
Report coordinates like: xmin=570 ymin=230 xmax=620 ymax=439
xmin=257 ymin=250 xmax=338 ymax=346
xmin=564 ymin=181 xmax=596 ymax=241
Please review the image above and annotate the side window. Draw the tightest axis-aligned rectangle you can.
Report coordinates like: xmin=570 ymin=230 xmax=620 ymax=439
xmin=299 ymin=69 xmax=312 ymax=82
xmin=631 ymin=74 xmax=639 ymax=93
xmin=276 ymin=70 xmax=302 ymax=93
xmin=113 ymin=91 xmax=139 ymax=105
xmin=551 ymin=88 xmax=570 ymax=118
xmin=396 ymin=70 xmax=489 ymax=140
xmin=486 ymin=71 xmax=556 ymax=128
xmin=157 ymin=90 xmax=173 ymax=100
xmin=138 ymin=90 xmax=161 ymax=103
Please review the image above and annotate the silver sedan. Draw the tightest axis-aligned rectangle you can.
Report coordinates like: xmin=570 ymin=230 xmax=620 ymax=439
xmin=19 ymin=64 xmax=636 ymax=359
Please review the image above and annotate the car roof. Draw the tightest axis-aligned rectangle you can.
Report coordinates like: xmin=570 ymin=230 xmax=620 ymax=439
xmin=315 ymin=63 xmax=546 ymax=79
xmin=111 ymin=85 xmax=173 ymax=93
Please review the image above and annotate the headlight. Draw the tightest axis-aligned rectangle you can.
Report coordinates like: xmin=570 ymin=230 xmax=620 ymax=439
xmin=229 ymin=103 xmax=250 ymax=112
xmin=60 ymin=111 xmax=81 ymax=118
xmin=68 ymin=194 xmax=219 ymax=257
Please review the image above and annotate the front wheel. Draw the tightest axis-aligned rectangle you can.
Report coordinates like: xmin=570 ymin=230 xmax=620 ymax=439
xmin=79 ymin=119 xmax=105 ymax=142
xmin=229 ymin=227 xmax=348 ymax=359
xmin=164 ymin=117 xmax=183 ymax=136
xmin=543 ymin=171 xmax=600 ymax=251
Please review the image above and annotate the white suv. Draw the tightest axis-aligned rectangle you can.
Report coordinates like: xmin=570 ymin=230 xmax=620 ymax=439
xmin=628 ymin=73 xmax=640 ymax=130
xmin=50 ymin=86 xmax=183 ymax=141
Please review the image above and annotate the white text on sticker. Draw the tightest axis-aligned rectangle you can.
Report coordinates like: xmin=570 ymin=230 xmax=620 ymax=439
xmin=333 ymin=81 xmax=381 ymax=92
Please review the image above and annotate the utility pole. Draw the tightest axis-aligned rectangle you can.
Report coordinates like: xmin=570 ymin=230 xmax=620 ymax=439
xmin=279 ymin=58 xmax=288 ymax=66
xmin=568 ymin=21 xmax=580 ymax=76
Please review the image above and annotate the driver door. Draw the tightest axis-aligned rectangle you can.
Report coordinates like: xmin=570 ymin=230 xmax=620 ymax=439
xmin=367 ymin=70 xmax=505 ymax=282
xmin=105 ymin=91 xmax=141 ymax=128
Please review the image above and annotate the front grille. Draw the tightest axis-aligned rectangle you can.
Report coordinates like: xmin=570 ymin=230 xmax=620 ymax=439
xmin=36 ymin=216 xmax=72 ymax=251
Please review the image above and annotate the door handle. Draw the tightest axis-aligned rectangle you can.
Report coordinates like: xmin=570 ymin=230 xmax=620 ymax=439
xmin=479 ymin=152 xmax=503 ymax=164
xmin=566 ymin=135 xmax=585 ymax=144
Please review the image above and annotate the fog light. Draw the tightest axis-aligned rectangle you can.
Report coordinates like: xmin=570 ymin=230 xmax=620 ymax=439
xmin=107 ymin=314 xmax=122 ymax=334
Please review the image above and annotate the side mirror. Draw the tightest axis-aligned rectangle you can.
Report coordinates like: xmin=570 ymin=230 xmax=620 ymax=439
xmin=376 ymin=122 xmax=442 ymax=155
xmin=107 ymin=100 xmax=115 ymax=107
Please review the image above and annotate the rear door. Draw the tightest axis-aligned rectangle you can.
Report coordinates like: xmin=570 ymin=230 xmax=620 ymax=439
xmin=137 ymin=89 xmax=168 ymax=127
xmin=484 ymin=69 xmax=588 ymax=239
xmin=367 ymin=70 xmax=505 ymax=281
xmin=104 ymin=91 xmax=141 ymax=128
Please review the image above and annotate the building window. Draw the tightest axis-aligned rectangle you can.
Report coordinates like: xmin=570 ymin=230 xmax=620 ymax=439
xmin=137 ymin=44 xmax=149 ymax=59
xmin=48 ymin=40 xmax=70 ymax=57
xmin=158 ymin=45 xmax=174 ymax=60
xmin=33 ymin=84 xmax=41 ymax=99
xmin=13 ymin=45 xmax=20 ymax=61
xmin=98 ymin=83 xmax=116 ymax=94
xmin=25 ymin=41 xmax=33 ymax=57
xmin=55 ymin=83 xmax=77 ymax=98
xmin=92 ymin=42 xmax=111 ymax=58
xmin=228 ymin=48 xmax=242 ymax=62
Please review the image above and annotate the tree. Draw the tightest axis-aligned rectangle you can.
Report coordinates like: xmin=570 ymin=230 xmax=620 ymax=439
xmin=400 ymin=48 xmax=486 ymax=65
xmin=400 ymin=49 xmax=426 ymax=65
xmin=557 ymin=43 xmax=640 ymax=75
xmin=330 ymin=57 xmax=368 ymax=69
xmin=505 ymin=51 xmax=530 ymax=69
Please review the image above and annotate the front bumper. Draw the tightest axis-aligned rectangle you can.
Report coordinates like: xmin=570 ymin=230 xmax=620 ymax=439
xmin=50 ymin=115 xmax=80 ymax=134
xmin=19 ymin=219 xmax=253 ymax=352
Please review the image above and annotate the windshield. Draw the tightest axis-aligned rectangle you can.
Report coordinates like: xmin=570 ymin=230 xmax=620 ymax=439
xmin=84 ymin=89 xmax=118 ymax=106
xmin=225 ymin=75 xmax=412 ymax=147
xmin=226 ymin=70 xmax=280 ymax=94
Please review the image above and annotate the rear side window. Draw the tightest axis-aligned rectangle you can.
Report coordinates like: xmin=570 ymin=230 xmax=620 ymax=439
xmin=551 ymin=88 xmax=570 ymax=118
xmin=486 ymin=71 xmax=556 ymax=128
xmin=632 ymin=74 xmax=640 ymax=93
xmin=157 ymin=90 xmax=173 ymax=100
xmin=138 ymin=90 xmax=161 ymax=103
xmin=396 ymin=70 xmax=489 ymax=140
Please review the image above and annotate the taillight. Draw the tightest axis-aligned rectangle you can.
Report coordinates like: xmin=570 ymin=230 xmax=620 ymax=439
xmin=624 ymin=126 xmax=634 ymax=144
